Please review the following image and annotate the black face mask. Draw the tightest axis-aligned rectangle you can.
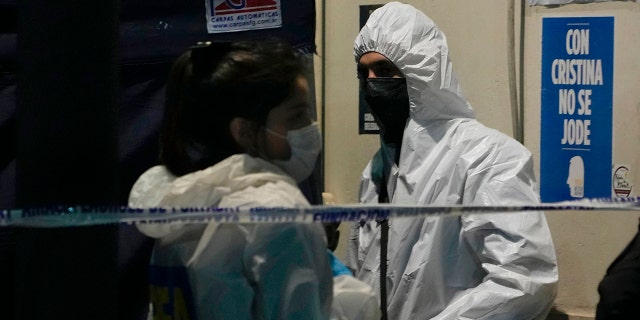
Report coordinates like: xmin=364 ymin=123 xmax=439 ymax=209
xmin=363 ymin=77 xmax=410 ymax=145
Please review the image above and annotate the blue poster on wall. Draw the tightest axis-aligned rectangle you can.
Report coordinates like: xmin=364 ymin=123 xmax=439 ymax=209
xmin=540 ymin=16 xmax=614 ymax=202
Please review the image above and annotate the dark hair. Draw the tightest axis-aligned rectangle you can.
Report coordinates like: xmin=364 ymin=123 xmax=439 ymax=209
xmin=160 ymin=40 xmax=307 ymax=176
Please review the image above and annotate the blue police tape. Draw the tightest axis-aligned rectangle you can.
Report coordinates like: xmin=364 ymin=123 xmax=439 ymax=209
xmin=1 ymin=197 xmax=639 ymax=228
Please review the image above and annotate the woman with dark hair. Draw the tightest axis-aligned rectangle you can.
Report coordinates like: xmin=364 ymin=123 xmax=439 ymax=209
xmin=128 ymin=40 xmax=331 ymax=320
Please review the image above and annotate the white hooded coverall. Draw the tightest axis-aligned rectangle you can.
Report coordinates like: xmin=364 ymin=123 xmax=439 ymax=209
xmin=129 ymin=154 xmax=333 ymax=320
xmin=346 ymin=3 xmax=559 ymax=320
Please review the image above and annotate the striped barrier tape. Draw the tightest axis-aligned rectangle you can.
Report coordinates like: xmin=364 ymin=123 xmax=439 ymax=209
xmin=1 ymin=197 xmax=639 ymax=228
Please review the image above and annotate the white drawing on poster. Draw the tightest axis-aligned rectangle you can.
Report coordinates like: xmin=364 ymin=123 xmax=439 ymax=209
xmin=567 ymin=156 xmax=585 ymax=198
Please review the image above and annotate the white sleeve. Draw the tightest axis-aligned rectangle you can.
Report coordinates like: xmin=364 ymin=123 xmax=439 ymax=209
xmin=330 ymin=275 xmax=381 ymax=320
xmin=434 ymin=156 xmax=558 ymax=320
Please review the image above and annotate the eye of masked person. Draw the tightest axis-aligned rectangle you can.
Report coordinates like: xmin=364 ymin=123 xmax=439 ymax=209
xmin=357 ymin=58 xmax=403 ymax=81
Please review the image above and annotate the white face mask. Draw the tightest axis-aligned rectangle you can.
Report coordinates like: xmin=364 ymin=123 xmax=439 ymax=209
xmin=266 ymin=122 xmax=322 ymax=183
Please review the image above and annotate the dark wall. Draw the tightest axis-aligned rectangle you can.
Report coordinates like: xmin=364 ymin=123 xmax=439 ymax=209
xmin=0 ymin=1 xmax=317 ymax=319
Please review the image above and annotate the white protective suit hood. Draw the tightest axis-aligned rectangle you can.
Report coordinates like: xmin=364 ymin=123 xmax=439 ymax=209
xmin=355 ymin=2 xmax=475 ymax=123
xmin=349 ymin=3 xmax=558 ymax=320
xmin=129 ymin=154 xmax=307 ymax=238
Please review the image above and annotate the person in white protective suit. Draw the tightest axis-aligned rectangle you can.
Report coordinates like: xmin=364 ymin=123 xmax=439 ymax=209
xmin=345 ymin=3 xmax=559 ymax=320
xmin=129 ymin=40 xmax=378 ymax=320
